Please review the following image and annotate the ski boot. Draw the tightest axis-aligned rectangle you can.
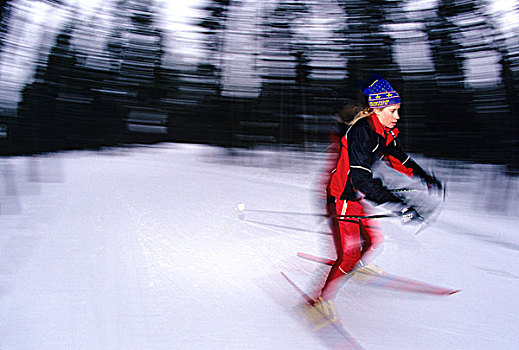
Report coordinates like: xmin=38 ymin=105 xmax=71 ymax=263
xmin=301 ymin=296 xmax=340 ymax=330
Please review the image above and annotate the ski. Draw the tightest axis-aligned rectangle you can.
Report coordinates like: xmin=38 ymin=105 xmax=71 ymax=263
xmin=280 ymin=272 xmax=365 ymax=350
xmin=297 ymin=252 xmax=460 ymax=296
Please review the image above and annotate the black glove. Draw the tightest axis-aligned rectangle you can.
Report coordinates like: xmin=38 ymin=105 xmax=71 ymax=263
xmin=398 ymin=206 xmax=421 ymax=224
xmin=422 ymin=173 xmax=443 ymax=194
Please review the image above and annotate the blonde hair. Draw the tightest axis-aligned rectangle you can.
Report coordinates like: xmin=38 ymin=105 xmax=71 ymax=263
xmin=347 ymin=106 xmax=373 ymax=126
xmin=335 ymin=102 xmax=364 ymax=124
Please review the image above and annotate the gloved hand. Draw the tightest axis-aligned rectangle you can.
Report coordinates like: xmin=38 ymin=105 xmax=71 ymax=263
xmin=398 ymin=206 xmax=421 ymax=224
xmin=422 ymin=173 xmax=443 ymax=195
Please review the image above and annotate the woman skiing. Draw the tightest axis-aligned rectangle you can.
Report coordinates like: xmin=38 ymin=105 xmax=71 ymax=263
xmin=313 ymin=76 xmax=442 ymax=321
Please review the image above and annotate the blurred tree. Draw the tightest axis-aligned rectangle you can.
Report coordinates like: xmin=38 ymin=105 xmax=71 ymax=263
xmin=197 ymin=0 xmax=233 ymax=97
xmin=487 ymin=7 xmax=519 ymax=171
xmin=421 ymin=0 xmax=474 ymax=158
xmin=115 ymin=0 xmax=166 ymax=102
xmin=0 ymin=0 xmax=12 ymax=54
xmin=188 ymin=0 xmax=236 ymax=146
xmin=384 ymin=2 xmax=439 ymax=153
xmin=454 ymin=0 xmax=515 ymax=166
xmin=257 ymin=0 xmax=312 ymax=145
xmin=17 ymin=24 xmax=78 ymax=152
xmin=105 ymin=0 xmax=126 ymax=73
xmin=498 ymin=46 xmax=519 ymax=171
xmin=5 ymin=0 xmax=518 ymax=166
xmin=101 ymin=0 xmax=169 ymax=142
xmin=16 ymin=0 xmax=170 ymax=151
xmin=0 ymin=0 xmax=16 ymax=154
xmin=260 ymin=0 xmax=310 ymax=88
xmin=336 ymin=0 xmax=402 ymax=99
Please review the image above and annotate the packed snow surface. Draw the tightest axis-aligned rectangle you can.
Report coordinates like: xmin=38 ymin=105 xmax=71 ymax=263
xmin=1 ymin=143 xmax=518 ymax=349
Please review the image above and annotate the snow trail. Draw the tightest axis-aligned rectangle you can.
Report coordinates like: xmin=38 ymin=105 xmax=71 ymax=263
xmin=1 ymin=144 xmax=518 ymax=349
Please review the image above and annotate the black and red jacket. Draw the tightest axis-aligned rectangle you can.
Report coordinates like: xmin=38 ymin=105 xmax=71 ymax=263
xmin=327 ymin=113 xmax=428 ymax=205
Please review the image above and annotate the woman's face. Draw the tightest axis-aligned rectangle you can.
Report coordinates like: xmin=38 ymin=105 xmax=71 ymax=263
xmin=374 ymin=104 xmax=401 ymax=129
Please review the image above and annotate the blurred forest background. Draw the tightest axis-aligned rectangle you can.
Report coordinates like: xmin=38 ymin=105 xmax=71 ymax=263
xmin=0 ymin=0 xmax=517 ymax=171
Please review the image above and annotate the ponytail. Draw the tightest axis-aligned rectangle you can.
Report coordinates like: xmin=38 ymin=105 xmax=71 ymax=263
xmin=347 ymin=106 xmax=373 ymax=126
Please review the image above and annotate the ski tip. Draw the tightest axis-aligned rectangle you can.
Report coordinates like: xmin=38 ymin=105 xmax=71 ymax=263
xmin=448 ymin=289 xmax=462 ymax=295
xmin=280 ymin=271 xmax=292 ymax=282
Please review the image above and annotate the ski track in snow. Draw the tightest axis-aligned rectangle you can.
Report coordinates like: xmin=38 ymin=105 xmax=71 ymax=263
xmin=0 ymin=143 xmax=518 ymax=350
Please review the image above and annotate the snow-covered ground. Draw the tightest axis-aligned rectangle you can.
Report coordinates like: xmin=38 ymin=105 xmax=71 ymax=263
xmin=1 ymin=143 xmax=518 ymax=349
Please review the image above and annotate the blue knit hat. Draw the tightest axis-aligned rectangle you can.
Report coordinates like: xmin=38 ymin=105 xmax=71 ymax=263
xmin=363 ymin=77 xmax=401 ymax=109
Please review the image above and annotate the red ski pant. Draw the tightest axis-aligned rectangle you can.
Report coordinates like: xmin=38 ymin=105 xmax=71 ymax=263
xmin=321 ymin=199 xmax=383 ymax=300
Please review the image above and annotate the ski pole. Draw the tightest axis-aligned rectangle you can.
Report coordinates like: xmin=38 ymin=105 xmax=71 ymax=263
xmin=336 ymin=213 xmax=397 ymax=220
xmin=235 ymin=188 xmax=418 ymax=218
xmin=391 ymin=188 xmax=419 ymax=193
xmin=237 ymin=208 xmax=326 ymax=217
xmin=236 ymin=206 xmax=396 ymax=221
